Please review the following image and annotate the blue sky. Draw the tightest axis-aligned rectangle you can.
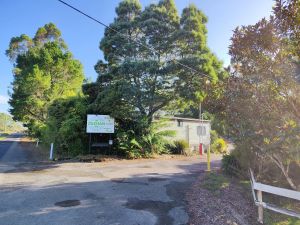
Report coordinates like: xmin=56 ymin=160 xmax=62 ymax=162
xmin=0 ymin=0 xmax=274 ymax=114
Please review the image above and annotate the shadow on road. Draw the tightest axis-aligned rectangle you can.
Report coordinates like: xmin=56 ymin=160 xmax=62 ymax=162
xmin=0 ymin=162 xmax=221 ymax=225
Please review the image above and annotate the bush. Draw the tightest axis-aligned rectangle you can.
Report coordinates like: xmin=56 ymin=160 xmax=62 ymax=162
xmin=169 ymin=139 xmax=189 ymax=154
xmin=211 ymin=138 xmax=228 ymax=154
xmin=222 ymin=153 xmax=241 ymax=176
xmin=210 ymin=130 xmax=219 ymax=143
xmin=115 ymin=118 xmax=176 ymax=158
xmin=42 ymin=96 xmax=88 ymax=157
xmin=116 ymin=130 xmax=144 ymax=159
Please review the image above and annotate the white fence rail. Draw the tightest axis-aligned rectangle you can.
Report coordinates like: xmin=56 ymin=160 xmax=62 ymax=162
xmin=250 ymin=169 xmax=300 ymax=224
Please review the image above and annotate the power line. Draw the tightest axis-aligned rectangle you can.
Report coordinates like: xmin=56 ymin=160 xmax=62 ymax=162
xmin=57 ymin=0 xmax=212 ymax=80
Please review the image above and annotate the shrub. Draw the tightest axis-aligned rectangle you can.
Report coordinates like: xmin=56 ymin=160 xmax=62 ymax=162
xmin=116 ymin=130 xmax=144 ymax=159
xmin=42 ymin=96 xmax=88 ymax=157
xmin=169 ymin=139 xmax=189 ymax=154
xmin=210 ymin=130 xmax=219 ymax=143
xmin=222 ymin=153 xmax=241 ymax=176
xmin=116 ymin=118 xmax=176 ymax=158
xmin=211 ymin=138 xmax=228 ymax=154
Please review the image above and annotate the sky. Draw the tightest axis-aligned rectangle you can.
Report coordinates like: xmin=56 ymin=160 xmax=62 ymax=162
xmin=0 ymin=0 xmax=275 ymax=114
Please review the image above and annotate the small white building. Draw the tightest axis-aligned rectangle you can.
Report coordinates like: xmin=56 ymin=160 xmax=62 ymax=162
xmin=159 ymin=116 xmax=211 ymax=152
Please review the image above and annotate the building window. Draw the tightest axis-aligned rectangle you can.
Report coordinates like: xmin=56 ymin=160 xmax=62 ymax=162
xmin=197 ymin=125 xmax=206 ymax=136
xmin=177 ymin=120 xmax=183 ymax=127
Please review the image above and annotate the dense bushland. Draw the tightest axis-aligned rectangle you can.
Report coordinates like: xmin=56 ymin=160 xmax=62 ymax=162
xmin=222 ymin=0 xmax=300 ymax=190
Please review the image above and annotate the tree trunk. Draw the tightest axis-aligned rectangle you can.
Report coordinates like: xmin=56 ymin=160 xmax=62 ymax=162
xmin=269 ymin=155 xmax=298 ymax=190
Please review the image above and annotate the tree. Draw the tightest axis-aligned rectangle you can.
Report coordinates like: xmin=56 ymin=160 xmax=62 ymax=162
xmin=0 ymin=113 xmax=24 ymax=133
xmin=43 ymin=96 xmax=88 ymax=156
xmin=173 ymin=4 xmax=228 ymax=120
xmin=6 ymin=23 xmax=84 ymax=136
xmin=273 ymin=0 xmax=300 ymax=56
xmin=176 ymin=4 xmax=227 ymax=106
xmin=227 ymin=12 xmax=300 ymax=190
xmin=91 ymin=0 xmax=226 ymax=125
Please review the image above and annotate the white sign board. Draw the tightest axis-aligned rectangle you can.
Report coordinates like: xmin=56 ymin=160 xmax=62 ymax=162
xmin=86 ymin=115 xmax=114 ymax=133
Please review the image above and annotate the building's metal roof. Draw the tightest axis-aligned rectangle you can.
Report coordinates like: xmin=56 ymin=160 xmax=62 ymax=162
xmin=157 ymin=116 xmax=210 ymax=123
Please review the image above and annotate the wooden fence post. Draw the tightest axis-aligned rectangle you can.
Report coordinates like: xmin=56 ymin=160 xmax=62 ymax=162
xmin=257 ymin=190 xmax=264 ymax=224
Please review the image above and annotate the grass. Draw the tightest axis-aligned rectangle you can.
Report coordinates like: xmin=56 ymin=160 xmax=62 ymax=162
xmin=201 ymin=172 xmax=230 ymax=194
xmin=0 ymin=133 xmax=9 ymax=140
xmin=264 ymin=211 xmax=300 ymax=225
xmin=263 ymin=199 xmax=300 ymax=225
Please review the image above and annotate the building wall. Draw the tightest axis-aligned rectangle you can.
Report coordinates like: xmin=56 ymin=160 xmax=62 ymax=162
xmin=165 ymin=118 xmax=211 ymax=151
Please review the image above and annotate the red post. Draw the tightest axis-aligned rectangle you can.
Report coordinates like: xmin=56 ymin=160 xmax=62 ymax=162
xmin=199 ymin=143 xmax=203 ymax=155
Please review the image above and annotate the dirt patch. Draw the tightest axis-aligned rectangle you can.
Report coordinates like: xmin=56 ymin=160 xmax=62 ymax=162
xmin=76 ymin=154 xmax=124 ymax=162
xmin=186 ymin=171 xmax=259 ymax=225
xmin=76 ymin=154 xmax=221 ymax=163
xmin=19 ymin=142 xmax=49 ymax=161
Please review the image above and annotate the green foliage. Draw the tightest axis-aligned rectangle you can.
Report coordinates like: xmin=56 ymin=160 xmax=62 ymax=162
xmin=140 ymin=120 xmax=176 ymax=154
xmin=7 ymin=23 xmax=84 ymax=137
xmin=0 ymin=113 xmax=24 ymax=133
xmin=226 ymin=1 xmax=300 ymax=190
xmin=43 ymin=96 xmax=88 ymax=157
xmin=209 ymin=129 xmax=228 ymax=154
xmin=203 ymin=112 xmax=227 ymax=136
xmin=169 ymin=139 xmax=189 ymax=154
xmin=210 ymin=130 xmax=218 ymax=143
xmin=117 ymin=132 xmax=143 ymax=159
xmin=92 ymin=0 xmax=226 ymax=124
xmin=211 ymin=138 xmax=227 ymax=154
xmin=0 ymin=133 xmax=8 ymax=140
xmin=116 ymin=118 xmax=176 ymax=158
xmin=176 ymin=4 xmax=228 ymax=108
xmin=84 ymin=0 xmax=228 ymax=159
xmin=222 ymin=153 xmax=241 ymax=177
xmin=274 ymin=0 xmax=300 ymax=56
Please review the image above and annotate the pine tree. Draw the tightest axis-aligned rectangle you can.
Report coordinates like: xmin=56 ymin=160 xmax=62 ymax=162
xmin=176 ymin=4 xmax=227 ymax=108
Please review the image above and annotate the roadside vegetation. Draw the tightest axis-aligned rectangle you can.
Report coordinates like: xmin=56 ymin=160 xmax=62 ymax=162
xmin=4 ymin=0 xmax=300 ymax=224
xmin=221 ymin=0 xmax=300 ymax=192
xmin=0 ymin=112 xmax=24 ymax=134
xmin=6 ymin=0 xmax=228 ymax=159
xmin=0 ymin=133 xmax=8 ymax=140
xmin=216 ymin=1 xmax=300 ymax=223
xmin=192 ymin=0 xmax=300 ymax=223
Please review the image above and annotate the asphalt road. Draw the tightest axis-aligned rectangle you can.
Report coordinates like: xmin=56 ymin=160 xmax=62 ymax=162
xmin=0 ymin=142 xmax=9 ymax=159
xmin=0 ymin=136 xmax=221 ymax=225
xmin=0 ymin=133 xmax=28 ymax=163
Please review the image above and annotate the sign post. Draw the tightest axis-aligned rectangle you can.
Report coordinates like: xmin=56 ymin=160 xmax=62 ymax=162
xmin=86 ymin=115 xmax=115 ymax=154
xmin=86 ymin=115 xmax=114 ymax=134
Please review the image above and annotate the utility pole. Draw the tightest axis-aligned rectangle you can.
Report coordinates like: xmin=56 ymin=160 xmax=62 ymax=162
xmin=199 ymin=102 xmax=211 ymax=171
xmin=199 ymin=102 xmax=202 ymax=155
